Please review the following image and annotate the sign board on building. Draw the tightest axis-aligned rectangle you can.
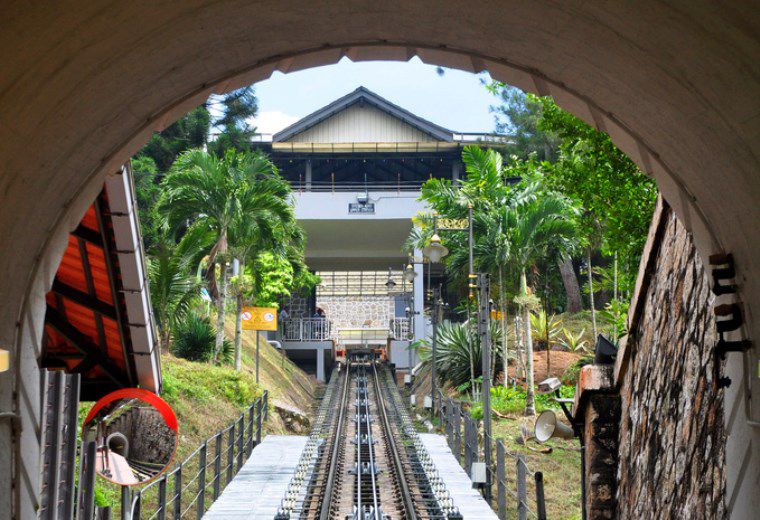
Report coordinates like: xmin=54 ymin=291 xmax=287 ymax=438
xmin=438 ymin=218 xmax=468 ymax=230
xmin=241 ymin=307 xmax=278 ymax=331
xmin=349 ymin=203 xmax=375 ymax=214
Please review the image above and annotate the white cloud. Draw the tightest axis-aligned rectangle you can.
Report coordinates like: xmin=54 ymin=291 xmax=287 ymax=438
xmin=248 ymin=110 xmax=299 ymax=134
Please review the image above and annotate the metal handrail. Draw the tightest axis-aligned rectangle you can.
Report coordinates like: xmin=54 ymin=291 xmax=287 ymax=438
xmin=281 ymin=318 xmax=332 ymax=341
xmin=119 ymin=391 xmax=268 ymax=520
xmin=436 ymin=390 xmax=546 ymax=520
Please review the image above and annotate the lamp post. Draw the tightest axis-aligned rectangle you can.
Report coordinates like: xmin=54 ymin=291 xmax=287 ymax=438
xmin=478 ymin=273 xmax=493 ymax=501
xmin=422 ymin=215 xmax=449 ymax=419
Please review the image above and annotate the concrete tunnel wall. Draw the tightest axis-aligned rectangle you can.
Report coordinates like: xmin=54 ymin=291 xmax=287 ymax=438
xmin=0 ymin=2 xmax=757 ymax=518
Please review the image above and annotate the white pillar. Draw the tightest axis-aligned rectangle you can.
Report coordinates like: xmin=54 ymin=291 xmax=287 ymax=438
xmin=452 ymin=160 xmax=461 ymax=183
xmin=316 ymin=346 xmax=325 ymax=382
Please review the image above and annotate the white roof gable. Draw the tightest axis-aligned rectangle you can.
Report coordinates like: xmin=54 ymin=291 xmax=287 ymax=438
xmin=285 ymin=103 xmax=438 ymax=143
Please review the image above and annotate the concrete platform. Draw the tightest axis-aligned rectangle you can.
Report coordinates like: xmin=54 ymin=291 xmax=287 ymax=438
xmin=203 ymin=435 xmax=307 ymax=519
xmin=419 ymin=433 xmax=499 ymax=519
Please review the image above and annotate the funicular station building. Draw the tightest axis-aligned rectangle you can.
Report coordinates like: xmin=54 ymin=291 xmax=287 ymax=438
xmin=253 ymin=87 xmax=506 ymax=380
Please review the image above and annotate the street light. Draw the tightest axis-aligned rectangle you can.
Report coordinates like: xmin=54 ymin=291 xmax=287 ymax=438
xmin=384 ymin=267 xmax=396 ymax=290
xmin=403 ymin=262 xmax=417 ymax=283
xmin=423 ymin=233 xmax=448 ymax=264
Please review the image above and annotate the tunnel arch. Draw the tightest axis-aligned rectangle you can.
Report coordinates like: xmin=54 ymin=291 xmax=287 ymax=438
xmin=0 ymin=2 xmax=757 ymax=518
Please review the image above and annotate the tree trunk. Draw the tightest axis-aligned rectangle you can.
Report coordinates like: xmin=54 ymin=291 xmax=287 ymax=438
xmin=545 ymin=306 xmax=551 ymax=379
xmin=587 ymin=249 xmax=598 ymax=339
xmin=514 ymin=313 xmax=524 ymax=384
xmin=234 ymin=293 xmax=243 ymax=370
xmin=214 ymin=260 xmax=228 ymax=364
xmin=499 ymin=267 xmax=508 ymax=386
xmin=522 ymin=270 xmax=536 ymax=416
xmin=160 ymin=328 xmax=171 ymax=355
xmin=559 ymin=255 xmax=582 ymax=313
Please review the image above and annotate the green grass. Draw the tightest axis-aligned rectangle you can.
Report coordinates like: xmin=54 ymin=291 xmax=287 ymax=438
xmin=491 ymin=415 xmax=582 ymax=520
xmin=79 ymin=315 xmax=320 ymax=515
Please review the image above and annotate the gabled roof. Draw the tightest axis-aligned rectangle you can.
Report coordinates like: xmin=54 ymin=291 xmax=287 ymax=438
xmin=273 ymin=86 xmax=454 ymax=143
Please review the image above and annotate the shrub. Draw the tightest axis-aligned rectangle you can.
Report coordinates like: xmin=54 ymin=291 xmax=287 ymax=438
xmin=417 ymin=320 xmax=504 ymax=388
xmin=171 ymin=312 xmax=217 ymax=362
xmin=561 ymin=354 xmax=594 ymax=385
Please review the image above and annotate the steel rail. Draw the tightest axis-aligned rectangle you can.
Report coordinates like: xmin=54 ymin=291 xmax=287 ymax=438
xmin=318 ymin=361 xmax=351 ymax=520
xmin=371 ymin=362 xmax=418 ymax=520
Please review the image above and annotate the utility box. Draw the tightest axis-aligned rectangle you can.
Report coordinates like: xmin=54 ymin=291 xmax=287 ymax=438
xmin=470 ymin=462 xmax=487 ymax=484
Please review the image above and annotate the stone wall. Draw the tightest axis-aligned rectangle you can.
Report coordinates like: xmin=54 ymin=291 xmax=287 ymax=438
xmin=316 ymin=295 xmax=394 ymax=335
xmin=617 ymin=209 xmax=726 ymax=518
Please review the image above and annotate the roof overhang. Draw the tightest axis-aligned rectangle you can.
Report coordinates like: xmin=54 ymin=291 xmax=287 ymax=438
xmin=42 ymin=166 xmax=160 ymax=400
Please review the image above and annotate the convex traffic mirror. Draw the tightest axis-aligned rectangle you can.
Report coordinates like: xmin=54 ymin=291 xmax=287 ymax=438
xmin=82 ymin=388 xmax=178 ymax=486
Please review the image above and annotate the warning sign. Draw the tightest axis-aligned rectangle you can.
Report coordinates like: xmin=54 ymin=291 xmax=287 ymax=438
xmin=241 ymin=307 xmax=278 ymax=331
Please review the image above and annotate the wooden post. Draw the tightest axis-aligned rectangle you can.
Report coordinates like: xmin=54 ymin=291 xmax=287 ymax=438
xmin=174 ymin=464 xmax=182 ymax=519
xmin=247 ymin=404 xmax=255 ymax=456
xmin=236 ymin=416 xmax=244 ymax=471
xmin=157 ymin=475 xmax=167 ymax=520
xmin=516 ymin=455 xmax=527 ymax=520
xmin=197 ymin=443 xmax=207 ymax=519
xmin=213 ymin=433 xmax=222 ymax=500
xmin=120 ymin=486 xmax=132 ymax=520
xmin=535 ymin=472 xmax=547 ymax=520
xmin=256 ymin=397 xmax=263 ymax=446
xmin=227 ymin=424 xmax=235 ymax=484
xmin=454 ymin=403 xmax=462 ymax=463
xmin=496 ymin=440 xmax=507 ymax=520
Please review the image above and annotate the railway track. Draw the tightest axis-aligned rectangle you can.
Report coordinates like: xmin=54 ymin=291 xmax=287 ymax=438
xmin=276 ymin=355 xmax=462 ymax=520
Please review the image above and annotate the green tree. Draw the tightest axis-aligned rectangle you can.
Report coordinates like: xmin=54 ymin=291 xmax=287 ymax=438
xmin=208 ymin=87 xmax=259 ymax=156
xmin=227 ymin=156 xmax=296 ymax=369
xmin=486 ymin=83 xmax=560 ymax=161
xmin=148 ymin=224 xmax=213 ymax=351
xmin=535 ymin=95 xmax=657 ymax=333
xmin=139 ymin=106 xmax=211 ymax=172
xmin=159 ymin=149 xmax=257 ymax=363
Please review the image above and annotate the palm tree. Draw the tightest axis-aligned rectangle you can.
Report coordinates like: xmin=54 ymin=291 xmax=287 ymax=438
xmin=228 ymin=155 xmax=297 ymax=369
xmin=148 ymin=224 xmax=213 ymax=351
xmin=505 ymin=179 xmax=578 ymax=415
xmin=159 ymin=149 xmax=252 ymax=363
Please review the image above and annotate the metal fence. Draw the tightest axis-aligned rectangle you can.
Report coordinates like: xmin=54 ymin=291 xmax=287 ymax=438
xmin=98 ymin=391 xmax=268 ymax=520
xmin=390 ymin=317 xmax=411 ymax=340
xmin=436 ymin=391 xmax=547 ymax=520
xmin=281 ymin=318 xmax=332 ymax=341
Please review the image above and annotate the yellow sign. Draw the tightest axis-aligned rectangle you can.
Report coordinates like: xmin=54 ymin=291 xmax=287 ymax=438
xmin=438 ymin=218 xmax=468 ymax=230
xmin=0 ymin=348 xmax=8 ymax=373
xmin=241 ymin=307 xmax=278 ymax=331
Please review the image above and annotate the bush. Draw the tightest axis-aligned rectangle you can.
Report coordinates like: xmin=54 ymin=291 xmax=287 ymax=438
xmin=561 ymin=354 xmax=594 ymax=385
xmin=172 ymin=312 xmax=217 ymax=362
xmin=418 ymin=320 xmax=504 ymax=388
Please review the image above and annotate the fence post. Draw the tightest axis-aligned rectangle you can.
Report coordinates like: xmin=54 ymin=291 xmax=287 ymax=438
xmin=132 ymin=492 xmax=141 ymax=520
xmin=237 ymin=416 xmax=245 ymax=471
xmin=496 ymin=440 xmax=506 ymax=520
xmin=256 ymin=397 xmax=263 ymax=446
xmin=516 ymin=455 xmax=527 ymax=520
xmin=227 ymin=424 xmax=235 ymax=484
xmin=454 ymin=404 xmax=462 ymax=463
xmin=213 ymin=433 xmax=222 ymax=500
xmin=247 ymin=404 xmax=255 ymax=456
xmin=157 ymin=475 xmax=167 ymax=520
xmin=535 ymin=472 xmax=547 ymax=520
xmin=264 ymin=391 xmax=269 ymax=422
xmin=120 ymin=486 xmax=132 ymax=520
xmin=197 ymin=442 xmax=207 ymax=520
xmin=174 ymin=464 xmax=182 ymax=519
xmin=464 ymin=417 xmax=472 ymax=473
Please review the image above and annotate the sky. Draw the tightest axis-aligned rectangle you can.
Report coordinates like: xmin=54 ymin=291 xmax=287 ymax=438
xmin=248 ymin=57 xmax=497 ymax=135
